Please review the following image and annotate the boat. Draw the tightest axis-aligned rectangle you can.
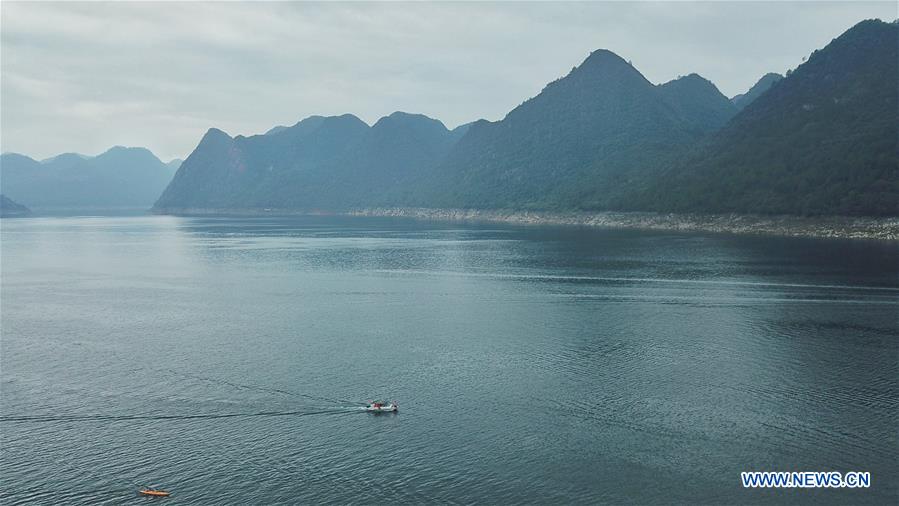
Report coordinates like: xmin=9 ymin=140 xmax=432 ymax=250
xmin=139 ymin=489 xmax=170 ymax=497
xmin=365 ymin=400 xmax=398 ymax=412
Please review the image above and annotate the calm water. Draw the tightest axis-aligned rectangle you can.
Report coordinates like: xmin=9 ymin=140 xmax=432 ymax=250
xmin=1 ymin=215 xmax=897 ymax=505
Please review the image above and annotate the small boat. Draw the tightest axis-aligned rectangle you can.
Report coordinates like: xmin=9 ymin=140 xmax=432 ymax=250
xmin=365 ymin=400 xmax=398 ymax=412
xmin=139 ymin=489 xmax=170 ymax=497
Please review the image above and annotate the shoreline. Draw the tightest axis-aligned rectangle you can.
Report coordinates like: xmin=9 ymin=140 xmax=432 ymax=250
xmin=151 ymin=207 xmax=899 ymax=241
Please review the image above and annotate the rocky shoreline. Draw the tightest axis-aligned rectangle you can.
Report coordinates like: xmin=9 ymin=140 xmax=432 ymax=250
xmin=152 ymin=207 xmax=899 ymax=241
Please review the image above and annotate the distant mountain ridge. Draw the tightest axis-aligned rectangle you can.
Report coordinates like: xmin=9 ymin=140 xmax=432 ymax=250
xmin=0 ymin=194 xmax=31 ymax=217
xmin=422 ymin=52 xmax=740 ymax=211
xmin=1 ymin=146 xmax=177 ymax=207
xmin=157 ymin=49 xmax=735 ymax=213
xmin=155 ymin=19 xmax=897 ymax=217
xmin=637 ymin=19 xmax=898 ymax=216
xmin=155 ymin=112 xmax=469 ymax=210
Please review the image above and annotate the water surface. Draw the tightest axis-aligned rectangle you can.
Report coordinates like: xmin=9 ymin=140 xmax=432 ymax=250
xmin=1 ymin=215 xmax=897 ymax=504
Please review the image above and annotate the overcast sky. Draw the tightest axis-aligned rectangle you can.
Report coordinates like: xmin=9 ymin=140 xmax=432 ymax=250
xmin=1 ymin=1 xmax=894 ymax=161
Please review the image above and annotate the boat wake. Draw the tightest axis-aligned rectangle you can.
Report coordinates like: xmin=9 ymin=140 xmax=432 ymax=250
xmin=161 ymin=368 xmax=365 ymax=406
xmin=0 ymin=407 xmax=361 ymax=424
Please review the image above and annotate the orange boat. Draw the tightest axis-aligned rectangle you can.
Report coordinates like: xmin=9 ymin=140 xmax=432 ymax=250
xmin=139 ymin=489 xmax=170 ymax=497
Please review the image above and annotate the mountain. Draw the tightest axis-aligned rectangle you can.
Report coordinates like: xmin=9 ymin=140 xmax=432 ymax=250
xmin=265 ymin=125 xmax=288 ymax=136
xmin=0 ymin=194 xmax=31 ymax=217
xmin=154 ymin=112 xmax=463 ymax=210
xmin=658 ymin=74 xmax=737 ymax=132
xmin=731 ymin=73 xmax=783 ymax=110
xmin=167 ymin=159 xmax=183 ymax=171
xmin=639 ymin=19 xmax=898 ymax=216
xmin=154 ymin=19 xmax=896 ymax=218
xmin=416 ymin=50 xmax=729 ymax=210
xmin=0 ymin=146 xmax=177 ymax=208
xmin=157 ymin=49 xmax=734 ymax=213
xmin=41 ymin=152 xmax=90 ymax=163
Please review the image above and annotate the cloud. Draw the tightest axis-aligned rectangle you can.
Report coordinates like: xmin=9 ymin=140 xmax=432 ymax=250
xmin=1 ymin=1 xmax=894 ymax=161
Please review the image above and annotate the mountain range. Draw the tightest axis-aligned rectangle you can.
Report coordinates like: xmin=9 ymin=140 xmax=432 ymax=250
xmin=156 ymin=113 xmax=470 ymax=210
xmin=6 ymin=20 xmax=892 ymax=218
xmin=635 ymin=19 xmax=897 ymax=216
xmin=155 ymin=19 xmax=896 ymax=217
xmin=154 ymin=50 xmax=743 ymax=213
xmin=415 ymin=54 xmax=738 ymax=211
xmin=0 ymin=147 xmax=179 ymax=208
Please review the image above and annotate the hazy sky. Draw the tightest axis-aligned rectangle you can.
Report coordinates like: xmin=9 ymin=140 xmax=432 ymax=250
xmin=1 ymin=1 xmax=894 ymax=161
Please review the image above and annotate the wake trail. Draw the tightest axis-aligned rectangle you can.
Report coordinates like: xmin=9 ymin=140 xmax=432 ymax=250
xmin=372 ymin=269 xmax=899 ymax=293
xmin=0 ymin=407 xmax=363 ymax=424
xmin=162 ymin=368 xmax=364 ymax=405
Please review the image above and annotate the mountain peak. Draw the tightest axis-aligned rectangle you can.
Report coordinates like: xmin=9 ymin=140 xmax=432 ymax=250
xmin=514 ymin=48 xmax=654 ymax=121
xmin=660 ymin=73 xmax=721 ymax=92
xmin=265 ymin=115 xmax=327 ymax=138
xmin=843 ymin=18 xmax=893 ymax=35
xmin=552 ymin=48 xmax=652 ymax=91
xmin=731 ymin=72 xmax=783 ymax=110
xmin=675 ymin=73 xmax=710 ymax=84
xmin=1 ymin=152 xmax=38 ymax=164
xmin=581 ymin=49 xmax=628 ymax=67
xmin=657 ymin=72 xmax=736 ymax=132
xmin=373 ymin=112 xmax=448 ymax=132
xmin=203 ymin=127 xmax=231 ymax=140
xmin=315 ymin=114 xmax=369 ymax=131
xmin=264 ymin=125 xmax=288 ymax=136
xmin=92 ymin=146 xmax=166 ymax=169
xmin=386 ymin=111 xmax=431 ymax=121
xmin=40 ymin=152 xmax=89 ymax=165
xmin=197 ymin=128 xmax=233 ymax=149
xmin=805 ymin=18 xmax=896 ymax=71
xmin=102 ymin=145 xmax=153 ymax=156
xmin=333 ymin=113 xmax=367 ymax=124
xmin=640 ymin=17 xmax=898 ymax=216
